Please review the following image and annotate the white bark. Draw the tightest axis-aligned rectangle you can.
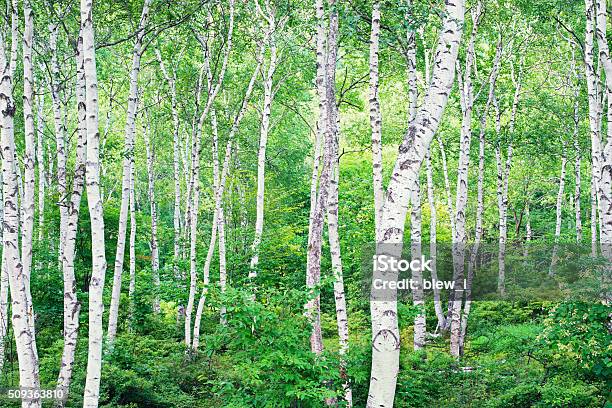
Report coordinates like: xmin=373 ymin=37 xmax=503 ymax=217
xmin=22 ymin=0 xmax=37 ymax=352
xmin=425 ymin=151 xmax=444 ymax=329
xmin=49 ymin=23 xmax=68 ymax=265
xmin=107 ymin=0 xmax=152 ymax=344
xmin=436 ymin=134 xmax=455 ymax=240
xmin=128 ymin=158 xmax=136 ymax=325
xmin=81 ymin=0 xmax=109 ymax=403
xmin=155 ymin=49 xmax=181 ymax=279
xmin=143 ymin=114 xmax=160 ymax=313
xmin=185 ymin=2 xmax=235 ymax=347
xmin=458 ymin=36 xmax=502 ymax=355
xmin=449 ymin=4 xmax=481 ymax=357
xmin=249 ymin=0 xmax=279 ymax=279
xmin=585 ymin=0 xmax=601 ymax=256
xmin=406 ymin=0 xmax=424 ymax=351
xmin=367 ymin=0 xmax=464 ymax=404
xmin=369 ymin=1 xmax=384 ymax=241
xmin=191 ymin=28 xmax=262 ymax=349
xmin=594 ymin=0 xmax=612 ymax=260
xmin=550 ymin=142 xmax=567 ymax=275
xmin=0 ymin=0 xmax=42 ymax=404
xmin=36 ymin=92 xmax=45 ymax=242
xmin=307 ymin=0 xmax=339 ymax=358
xmin=55 ymin=30 xmax=88 ymax=406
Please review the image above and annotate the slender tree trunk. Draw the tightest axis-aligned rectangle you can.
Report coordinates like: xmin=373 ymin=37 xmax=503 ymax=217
xmin=128 ymin=158 xmax=136 ymax=324
xmin=367 ymin=0 xmax=464 ymax=404
xmin=404 ymin=0 xmax=426 ymax=351
xmin=550 ymin=142 xmax=567 ymax=275
xmin=436 ymin=134 xmax=456 ymax=240
xmin=498 ymin=60 xmax=520 ymax=292
xmin=585 ymin=0 xmax=600 ymax=255
xmin=449 ymin=4 xmax=481 ymax=357
xmin=458 ymin=36 xmax=502 ymax=354
xmin=155 ymin=49 xmax=181 ymax=279
xmin=36 ymin=92 xmax=45 ymax=242
xmin=55 ymin=31 xmax=88 ymax=407
xmin=1 ymin=1 xmax=42 ymax=405
xmin=593 ymin=0 xmax=612 ymax=262
xmin=107 ymin=0 xmax=152 ymax=344
xmin=369 ymin=1 xmax=384 ymax=241
xmin=143 ymin=114 xmax=160 ymax=313
xmin=249 ymin=1 xmax=278 ymax=279
xmin=425 ymin=151 xmax=444 ymax=329
xmin=307 ymin=0 xmax=339 ymax=358
xmin=49 ymin=23 xmax=68 ymax=266
xmin=81 ymin=0 xmax=109 ymax=403
xmin=22 ymin=0 xmax=37 ymax=355
xmin=326 ymin=63 xmax=352 ymax=407
xmin=191 ymin=31 xmax=261 ymax=349
xmin=185 ymin=3 xmax=235 ymax=347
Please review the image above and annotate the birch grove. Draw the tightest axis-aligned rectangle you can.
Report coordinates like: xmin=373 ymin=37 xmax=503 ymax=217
xmin=0 ymin=0 xmax=608 ymax=406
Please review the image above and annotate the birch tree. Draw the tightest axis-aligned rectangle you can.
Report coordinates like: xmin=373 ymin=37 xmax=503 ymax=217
xmin=36 ymin=92 xmax=45 ymax=241
xmin=143 ymin=111 xmax=160 ymax=312
xmin=185 ymin=1 xmax=234 ymax=347
xmin=80 ymin=0 xmax=109 ymax=403
xmin=249 ymin=0 xmax=280 ymax=280
xmin=448 ymin=3 xmax=481 ymax=357
xmin=49 ymin=22 xmax=68 ymax=265
xmin=368 ymin=0 xmax=464 ymax=404
xmin=459 ymin=35 xmax=503 ymax=355
xmin=22 ymin=0 xmax=37 ymax=349
xmin=306 ymin=0 xmax=338 ymax=357
xmin=191 ymin=37 xmax=263 ymax=350
xmin=369 ymin=1 xmax=383 ymax=241
xmin=593 ymin=0 xmax=612 ymax=260
xmin=1 ymin=0 xmax=42 ymax=405
xmin=107 ymin=0 xmax=152 ymax=344
xmin=155 ymin=49 xmax=181 ymax=278
xmin=55 ymin=28 xmax=88 ymax=406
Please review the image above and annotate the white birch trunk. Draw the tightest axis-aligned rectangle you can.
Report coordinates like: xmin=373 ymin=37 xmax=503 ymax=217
xmin=406 ymin=1 xmax=425 ymax=351
xmin=155 ymin=49 xmax=181 ymax=279
xmin=22 ymin=0 xmax=37 ymax=355
xmin=307 ymin=0 xmax=339 ymax=358
xmin=36 ymin=92 xmax=45 ymax=242
xmin=585 ymin=0 xmax=601 ymax=256
xmin=0 ymin=0 xmax=42 ymax=404
xmin=550 ymin=143 xmax=567 ymax=275
xmin=49 ymin=23 xmax=68 ymax=265
xmin=55 ymin=30 xmax=88 ymax=406
xmin=143 ymin=115 xmax=160 ymax=313
xmin=425 ymin=151 xmax=444 ymax=329
xmin=449 ymin=4 xmax=481 ymax=357
xmin=368 ymin=0 xmax=464 ymax=404
xmin=185 ymin=2 xmax=235 ymax=347
xmin=191 ymin=29 xmax=261 ymax=349
xmin=458 ymin=36 xmax=502 ymax=354
xmin=369 ymin=1 xmax=384 ymax=241
xmin=249 ymin=0 xmax=278 ymax=278
xmin=128 ymin=158 xmax=136 ymax=323
xmin=436 ymin=134 xmax=455 ymax=240
xmin=81 ymin=0 xmax=109 ymax=403
xmin=107 ymin=0 xmax=152 ymax=344
xmin=594 ymin=0 xmax=612 ymax=261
